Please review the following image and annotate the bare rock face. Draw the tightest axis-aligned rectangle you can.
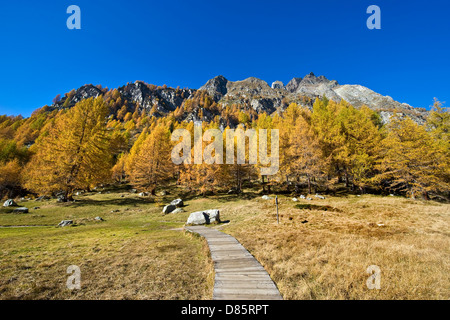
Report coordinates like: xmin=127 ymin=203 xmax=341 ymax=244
xmin=289 ymin=72 xmax=341 ymax=101
xmin=198 ymin=72 xmax=428 ymax=125
xmin=51 ymin=84 xmax=103 ymax=110
xmin=199 ymin=75 xmax=228 ymax=102
xmin=48 ymin=72 xmax=429 ymax=127
xmin=250 ymin=98 xmax=278 ymax=114
xmin=285 ymin=77 xmax=303 ymax=92
xmin=334 ymin=85 xmax=429 ymax=124
xmin=70 ymin=85 xmax=103 ymax=104
xmin=271 ymin=81 xmax=284 ymax=89
xmin=119 ymin=81 xmax=194 ymax=113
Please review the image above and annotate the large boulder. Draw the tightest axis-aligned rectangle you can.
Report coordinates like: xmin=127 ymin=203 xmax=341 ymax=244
xmin=170 ymin=199 xmax=184 ymax=207
xmin=163 ymin=204 xmax=177 ymax=214
xmin=13 ymin=207 xmax=29 ymax=214
xmin=186 ymin=209 xmax=220 ymax=225
xmin=3 ymin=199 xmax=18 ymax=207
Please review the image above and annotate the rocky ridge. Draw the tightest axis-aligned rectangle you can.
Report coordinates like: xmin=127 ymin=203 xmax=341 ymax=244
xmin=50 ymin=73 xmax=429 ymax=125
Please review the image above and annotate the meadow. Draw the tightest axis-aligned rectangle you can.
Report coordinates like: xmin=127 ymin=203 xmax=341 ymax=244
xmin=0 ymin=186 xmax=449 ymax=300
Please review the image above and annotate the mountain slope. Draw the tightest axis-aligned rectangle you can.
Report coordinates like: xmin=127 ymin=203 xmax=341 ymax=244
xmin=49 ymin=73 xmax=429 ymax=125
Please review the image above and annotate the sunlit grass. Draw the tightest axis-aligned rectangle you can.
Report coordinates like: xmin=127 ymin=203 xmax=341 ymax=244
xmin=1 ymin=189 xmax=448 ymax=300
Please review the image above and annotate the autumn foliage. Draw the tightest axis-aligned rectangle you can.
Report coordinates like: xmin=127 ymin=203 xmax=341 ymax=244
xmin=0 ymin=90 xmax=448 ymax=201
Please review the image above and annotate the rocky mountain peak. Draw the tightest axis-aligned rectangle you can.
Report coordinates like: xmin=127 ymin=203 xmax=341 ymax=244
xmin=285 ymin=77 xmax=303 ymax=93
xmin=199 ymin=75 xmax=228 ymax=102
xmin=271 ymin=81 xmax=284 ymax=89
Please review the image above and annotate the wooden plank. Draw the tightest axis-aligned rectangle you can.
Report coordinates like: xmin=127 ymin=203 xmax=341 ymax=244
xmin=185 ymin=226 xmax=282 ymax=300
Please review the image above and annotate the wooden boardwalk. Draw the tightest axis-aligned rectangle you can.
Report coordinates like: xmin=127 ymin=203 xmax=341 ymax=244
xmin=185 ymin=226 xmax=283 ymax=300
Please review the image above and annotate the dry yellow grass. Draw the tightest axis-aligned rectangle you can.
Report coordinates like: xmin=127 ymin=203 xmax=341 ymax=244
xmin=1 ymin=190 xmax=448 ymax=300
xmin=218 ymin=194 xmax=450 ymax=300
xmin=0 ymin=191 xmax=214 ymax=300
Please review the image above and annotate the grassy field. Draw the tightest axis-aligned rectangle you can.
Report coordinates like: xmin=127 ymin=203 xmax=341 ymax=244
xmin=0 ymin=187 xmax=449 ymax=300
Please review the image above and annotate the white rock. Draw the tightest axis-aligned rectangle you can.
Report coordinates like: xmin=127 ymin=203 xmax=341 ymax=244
xmin=58 ymin=220 xmax=73 ymax=227
xmin=170 ymin=199 xmax=184 ymax=207
xmin=186 ymin=209 xmax=220 ymax=225
xmin=13 ymin=207 xmax=29 ymax=213
xmin=163 ymin=204 xmax=176 ymax=214
xmin=3 ymin=199 xmax=18 ymax=207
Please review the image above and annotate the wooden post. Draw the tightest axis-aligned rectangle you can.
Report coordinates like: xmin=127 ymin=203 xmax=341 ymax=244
xmin=276 ymin=196 xmax=279 ymax=225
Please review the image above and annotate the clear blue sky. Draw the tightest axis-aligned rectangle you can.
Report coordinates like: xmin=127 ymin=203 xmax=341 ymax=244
xmin=0 ymin=0 xmax=448 ymax=117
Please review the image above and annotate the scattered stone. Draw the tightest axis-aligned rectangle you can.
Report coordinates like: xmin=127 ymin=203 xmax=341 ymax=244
xmin=301 ymin=220 xmax=308 ymax=224
xmin=292 ymin=198 xmax=299 ymax=202
xmin=33 ymin=207 xmax=40 ymax=210
xmin=138 ymin=192 xmax=149 ymax=197
xmin=160 ymin=191 xmax=169 ymax=196
xmin=13 ymin=207 xmax=29 ymax=214
xmin=94 ymin=217 xmax=104 ymax=221
xmin=377 ymin=223 xmax=385 ymax=227
xmin=262 ymin=195 xmax=272 ymax=200
xmin=111 ymin=209 xmax=120 ymax=213
xmin=75 ymin=192 xmax=82 ymax=196
xmin=130 ymin=189 xmax=137 ymax=193
xmin=3 ymin=199 xmax=18 ymax=207
xmin=56 ymin=193 xmax=70 ymax=202
xmin=299 ymin=195 xmax=306 ymax=199
xmin=315 ymin=194 xmax=325 ymax=200
xmin=306 ymin=197 xmax=313 ymax=201
xmin=186 ymin=209 xmax=220 ymax=225
xmin=163 ymin=204 xmax=177 ymax=214
xmin=389 ymin=194 xmax=394 ymax=197
xmin=58 ymin=220 xmax=73 ymax=227
xmin=170 ymin=199 xmax=184 ymax=207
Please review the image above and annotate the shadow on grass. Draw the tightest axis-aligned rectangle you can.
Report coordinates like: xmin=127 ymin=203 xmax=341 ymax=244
xmin=64 ymin=197 xmax=155 ymax=208
xmin=295 ymin=203 xmax=342 ymax=212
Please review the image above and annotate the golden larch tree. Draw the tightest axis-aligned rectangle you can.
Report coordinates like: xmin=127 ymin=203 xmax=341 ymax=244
xmin=23 ymin=97 xmax=112 ymax=200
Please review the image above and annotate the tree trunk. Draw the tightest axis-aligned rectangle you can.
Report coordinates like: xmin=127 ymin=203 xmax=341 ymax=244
xmin=307 ymin=176 xmax=312 ymax=195
xmin=345 ymin=171 xmax=349 ymax=188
